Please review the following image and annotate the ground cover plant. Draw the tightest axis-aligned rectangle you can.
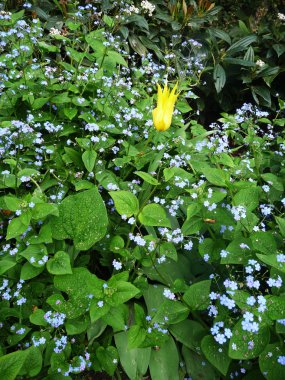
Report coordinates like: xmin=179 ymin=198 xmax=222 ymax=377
xmin=1 ymin=2 xmax=285 ymax=379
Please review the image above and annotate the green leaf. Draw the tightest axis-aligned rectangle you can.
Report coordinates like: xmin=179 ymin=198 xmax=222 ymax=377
xmin=229 ymin=320 xmax=270 ymax=359
xmin=38 ymin=41 xmax=59 ymax=52
xmin=244 ymin=46 xmax=255 ymax=62
xmin=276 ymin=216 xmax=285 ymax=237
xmin=233 ymin=187 xmax=260 ymax=211
xmin=108 ymin=281 xmax=140 ymax=307
xmin=223 ymin=57 xmax=256 ymax=66
xmin=115 ymin=332 xmax=151 ymax=380
xmin=134 ymin=171 xmax=160 ymax=185
xmin=4 ymin=196 xmax=21 ymax=211
xmin=221 ymin=238 xmax=253 ymax=265
xmin=20 ymin=263 xmax=44 ymax=280
xmin=209 ymin=28 xmax=231 ymax=44
xmin=273 ymin=43 xmax=285 ymax=58
xmin=32 ymin=203 xmax=59 ymax=220
xmin=0 ymin=259 xmax=17 ymax=275
xmin=47 ymin=267 xmax=104 ymax=319
xmin=6 ymin=216 xmax=29 ymax=240
xmin=182 ymin=216 xmax=203 ymax=235
xmin=259 ymin=343 xmax=285 ymax=380
xmin=102 ymin=305 xmax=128 ymax=330
xmin=182 ymin=346 xmax=218 ymax=380
xmin=96 ymin=346 xmax=118 ymax=376
xmin=139 ymin=204 xmax=171 ymax=227
xmin=257 ymin=254 xmax=285 ymax=273
xmin=201 ymin=335 xmax=231 ymax=376
xmin=251 ymin=231 xmax=277 ymax=254
xmin=226 ymin=35 xmax=257 ymax=55
xmin=266 ymin=295 xmax=285 ymax=320
xmin=63 ymin=108 xmax=77 ymax=120
xmin=51 ymin=188 xmax=108 ymax=251
xmin=109 ymin=191 xmax=139 ymax=217
xmin=153 ymin=300 xmax=189 ymax=325
xmin=128 ymin=325 xmax=146 ymax=349
xmin=261 ymin=173 xmax=283 ymax=191
xmin=65 ymin=315 xmax=89 ymax=335
xmin=32 ymin=97 xmax=49 ymax=110
xmin=29 ymin=309 xmax=47 ymax=326
xmin=0 ymin=349 xmax=29 ymax=380
xmin=202 ymin=168 xmax=230 ymax=187
xmin=213 ymin=64 xmax=226 ymax=93
xmin=46 ymin=251 xmax=72 ymax=275
xmin=149 ymin=336 xmax=179 ymax=380
xmin=183 ymin=280 xmax=211 ymax=310
xmin=252 ymin=86 xmax=271 ymax=106
xmin=51 ymin=92 xmax=71 ymax=104
xmin=19 ymin=347 xmax=42 ymax=378
xmin=82 ymin=150 xmax=97 ymax=172
xmin=107 ymin=51 xmax=128 ymax=67
xmin=170 ymin=320 xmax=207 ymax=350
xmin=90 ymin=300 xmax=110 ymax=323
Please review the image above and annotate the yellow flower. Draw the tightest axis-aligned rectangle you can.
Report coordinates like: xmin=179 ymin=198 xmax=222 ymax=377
xmin=152 ymin=82 xmax=179 ymax=131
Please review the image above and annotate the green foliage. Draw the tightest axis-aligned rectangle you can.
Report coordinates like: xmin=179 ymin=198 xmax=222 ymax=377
xmin=0 ymin=2 xmax=285 ymax=379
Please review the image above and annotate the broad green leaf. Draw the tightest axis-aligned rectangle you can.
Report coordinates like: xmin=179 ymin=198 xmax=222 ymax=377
xmin=233 ymin=187 xmax=260 ymax=211
xmin=82 ymin=150 xmax=97 ymax=172
xmin=266 ymin=295 xmax=285 ymax=320
xmin=257 ymin=254 xmax=285 ymax=273
xmin=51 ymin=188 xmax=108 ymax=250
xmin=96 ymin=346 xmax=118 ymax=376
xmin=19 ymin=347 xmax=42 ymax=378
xmin=109 ymin=191 xmax=139 ymax=217
xmin=4 ymin=196 xmax=21 ymax=211
xmin=20 ymin=263 xmax=44 ymax=280
xmin=202 ymin=168 xmax=230 ymax=187
xmin=261 ymin=173 xmax=283 ymax=191
xmin=29 ymin=309 xmax=47 ymax=326
xmin=65 ymin=315 xmax=89 ymax=335
xmin=229 ymin=320 xmax=270 ymax=359
xmin=149 ymin=336 xmax=179 ymax=380
xmin=182 ymin=216 xmax=203 ymax=235
xmin=182 ymin=345 xmax=218 ymax=380
xmin=209 ymin=28 xmax=231 ymax=44
xmin=0 ymin=259 xmax=16 ymax=275
xmin=6 ymin=216 xmax=29 ymax=240
xmin=108 ymin=281 xmax=140 ymax=307
xmin=128 ymin=325 xmax=146 ymax=349
xmin=134 ymin=171 xmax=160 ymax=185
xmin=251 ymin=231 xmax=277 ymax=254
xmin=213 ymin=64 xmax=226 ymax=93
xmin=32 ymin=203 xmax=59 ymax=220
xmin=183 ymin=280 xmax=211 ymax=310
xmin=46 ymin=251 xmax=73 ymax=275
xmin=32 ymin=97 xmax=49 ymax=110
xmin=259 ymin=343 xmax=285 ymax=380
xmin=0 ymin=349 xmax=29 ymax=380
xmin=221 ymin=238 xmax=253 ymax=265
xmin=153 ymin=300 xmax=189 ymax=325
xmin=276 ymin=216 xmax=285 ymax=237
xmin=201 ymin=335 xmax=231 ymax=376
xmin=90 ymin=300 xmax=110 ymax=323
xmin=226 ymin=35 xmax=257 ymax=55
xmin=170 ymin=320 xmax=207 ymax=350
xmin=115 ymin=332 xmax=151 ymax=380
xmin=107 ymin=50 xmax=128 ymax=67
xmin=47 ymin=267 xmax=104 ymax=319
xmin=102 ymin=305 xmax=128 ymax=331
xmin=63 ymin=108 xmax=77 ymax=120
xmin=139 ymin=204 xmax=171 ymax=227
